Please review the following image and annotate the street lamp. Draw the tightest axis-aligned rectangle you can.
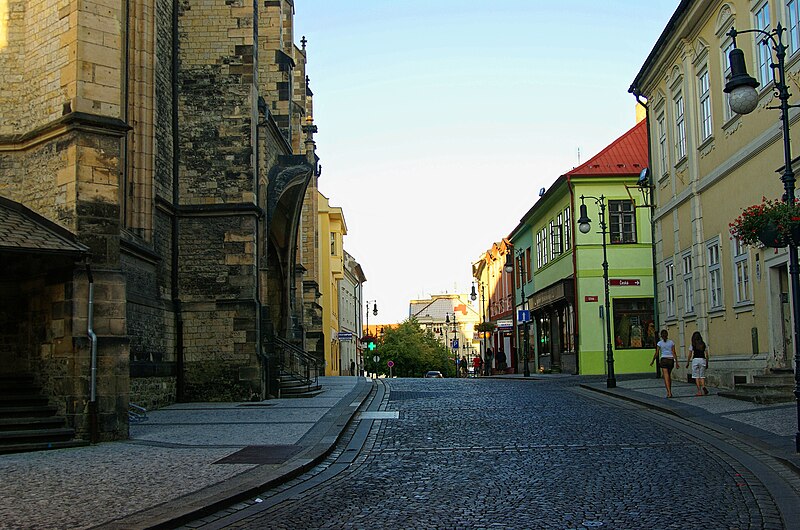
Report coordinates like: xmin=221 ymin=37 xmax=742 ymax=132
xmin=365 ymin=300 xmax=378 ymax=337
xmin=578 ymin=195 xmax=616 ymax=389
xmin=724 ymin=23 xmax=800 ymax=452
xmin=472 ymin=281 xmax=490 ymax=376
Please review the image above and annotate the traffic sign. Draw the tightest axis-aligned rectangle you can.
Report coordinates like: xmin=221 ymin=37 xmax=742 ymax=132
xmin=337 ymin=331 xmax=353 ymax=340
xmin=387 ymin=360 xmax=394 ymax=368
xmin=517 ymin=309 xmax=531 ymax=323
xmin=373 ymin=355 xmax=380 ymax=363
xmin=451 ymin=338 xmax=459 ymax=349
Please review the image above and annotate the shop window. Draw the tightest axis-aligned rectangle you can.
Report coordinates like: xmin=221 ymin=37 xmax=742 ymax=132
xmin=537 ymin=314 xmax=551 ymax=355
xmin=613 ymin=298 xmax=655 ymax=349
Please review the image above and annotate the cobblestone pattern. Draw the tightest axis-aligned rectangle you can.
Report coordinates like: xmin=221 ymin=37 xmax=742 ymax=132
xmin=219 ymin=379 xmax=783 ymax=529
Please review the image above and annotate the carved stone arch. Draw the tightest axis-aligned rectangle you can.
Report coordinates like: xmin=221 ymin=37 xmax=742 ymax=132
xmin=265 ymin=157 xmax=313 ymax=340
xmin=668 ymin=64 xmax=684 ymax=89
xmin=652 ymin=89 xmax=666 ymax=111
xmin=715 ymin=3 xmax=736 ymax=37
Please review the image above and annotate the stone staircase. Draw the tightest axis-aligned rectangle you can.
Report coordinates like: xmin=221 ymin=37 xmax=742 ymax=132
xmin=278 ymin=372 xmax=323 ymax=398
xmin=717 ymin=368 xmax=796 ymax=405
xmin=0 ymin=374 xmax=88 ymax=454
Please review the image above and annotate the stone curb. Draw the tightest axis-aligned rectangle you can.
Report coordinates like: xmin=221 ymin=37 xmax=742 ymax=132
xmin=579 ymin=382 xmax=800 ymax=475
xmin=93 ymin=379 xmax=375 ymax=530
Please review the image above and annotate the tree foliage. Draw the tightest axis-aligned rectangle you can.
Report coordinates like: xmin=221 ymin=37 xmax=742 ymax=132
xmin=366 ymin=317 xmax=456 ymax=378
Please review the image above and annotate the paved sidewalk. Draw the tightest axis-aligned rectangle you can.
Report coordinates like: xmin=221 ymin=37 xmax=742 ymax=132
xmin=0 ymin=376 xmax=373 ymax=530
xmin=579 ymin=374 xmax=800 ymax=470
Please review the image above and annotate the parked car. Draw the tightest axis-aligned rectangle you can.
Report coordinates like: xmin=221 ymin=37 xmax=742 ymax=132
xmin=424 ymin=370 xmax=443 ymax=378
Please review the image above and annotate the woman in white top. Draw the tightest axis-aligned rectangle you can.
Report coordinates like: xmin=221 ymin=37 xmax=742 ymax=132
xmin=650 ymin=329 xmax=678 ymax=398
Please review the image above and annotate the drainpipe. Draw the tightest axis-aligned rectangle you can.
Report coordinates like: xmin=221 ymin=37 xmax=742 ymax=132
xmin=631 ymin=88 xmax=660 ymax=378
xmin=568 ymin=173 xmax=580 ymax=374
xmin=86 ymin=263 xmax=98 ymax=443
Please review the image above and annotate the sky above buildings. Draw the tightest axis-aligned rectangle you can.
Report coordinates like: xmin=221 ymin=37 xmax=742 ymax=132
xmin=294 ymin=1 xmax=679 ymax=324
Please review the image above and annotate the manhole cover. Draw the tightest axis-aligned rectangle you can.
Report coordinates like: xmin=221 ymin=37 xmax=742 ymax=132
xmin=214 ymin=445 xmax=302 ymax=465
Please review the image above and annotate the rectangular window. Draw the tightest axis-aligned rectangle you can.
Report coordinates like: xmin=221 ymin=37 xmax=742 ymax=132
xmin=330 ymin=233 xmax=336 ymax=256
xmin=790 ymin=0 xmax=800 ymax=54
xmin=707 ymin=239 xmax=723 ymax=310
xmin=608 ymin=200 xmax=636 ymax=244
xmin=733 ymin=239 xmax=751 ymax=303
xmin=722 ymin=40 xmax=735 ymax=121
xmin=674 ymin=93 xmax=686 ymax=160
xmin=613 ymin=298 xmax=656 ymax=349
xmin=665 ymin=261 xmax=676 ymax=318
xmin=657 ymin=112 xmax=667 ymax=176
xmin=536 ymin=230 xmax=543 ymax=269
xmin=698 ymin=69 xmax=712 ymax=141
xmin=525 ymin=247 xmax=531 ymax=281
xmin=563 ymin=207 xmax=572 ymax=251
xmin=682 ymin=252 xmax=694 ymax=314
xmin=755 ymin=3 xmax=772 ymax=85
xmin=551 ymin=217 xmax=562 ymax=258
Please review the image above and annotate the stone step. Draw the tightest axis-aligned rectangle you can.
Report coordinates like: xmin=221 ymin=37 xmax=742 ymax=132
xmin=752 ymin=373 xmax=795 ymax=385
xmin=732 ymin=383 xmax=795 ymax=394
xmin=0 ymin=404 xmax=59 ymax=419
xmin=0 ymin=427 xmax=76 ymax=444
xmin=280 ymin=386 xmax=324 ymax=398
xmin=0 ymin=394 xmax=49 ymax=407
xmin=0 ymin=439 xmax=89 ymax=455
xmin=0 ymin=416 xmax=65 ymax=432
xmin=717 ymin=390 xmax=795 ymax=405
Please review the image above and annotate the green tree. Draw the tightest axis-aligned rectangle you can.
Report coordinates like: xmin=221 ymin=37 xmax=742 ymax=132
xmin=374 ymin=317 xmax=456 ymax=378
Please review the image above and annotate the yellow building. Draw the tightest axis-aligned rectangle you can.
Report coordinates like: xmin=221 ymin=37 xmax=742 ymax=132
xmin=630 ymin=1 xmax=798 ymax=389
xmin=318 ymin=192 xmax=347 ymax=376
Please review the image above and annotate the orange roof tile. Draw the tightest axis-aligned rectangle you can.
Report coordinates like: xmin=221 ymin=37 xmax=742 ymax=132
xmin=564 ymin=120 xmax=648 ymax=177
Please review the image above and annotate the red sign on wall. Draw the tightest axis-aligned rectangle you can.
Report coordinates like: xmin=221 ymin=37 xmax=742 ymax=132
xmin=584 ymin=296 xmax=598 ymax=302
xmin=610 ymin=279 xmax=641 ymax=286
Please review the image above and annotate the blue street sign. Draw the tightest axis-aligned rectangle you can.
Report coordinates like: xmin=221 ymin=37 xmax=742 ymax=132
xmin=518 ymin=310 xmax=531 ymax=323
xmin=451 ymin=338 xmax=459 ymax=349
xmin=337 ymin=331 xmax=353 ymax=340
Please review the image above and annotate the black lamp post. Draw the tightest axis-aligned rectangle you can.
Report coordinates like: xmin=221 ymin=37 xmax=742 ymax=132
xmin=505 ymin=251 xmax=531 ymax=377
xmin=578 ymin=195 xmax=616 ymax=389
xmin=724 ymin=23 xmax=800 ymax=452
xmin=365 ymin=300 xmax=378 ymax=337
xmin=472 ymin=282 xmax=490 ymax=376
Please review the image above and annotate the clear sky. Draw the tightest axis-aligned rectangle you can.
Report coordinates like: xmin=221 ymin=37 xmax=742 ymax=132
xmin=294 ymin=1 xmax=678 ymax=324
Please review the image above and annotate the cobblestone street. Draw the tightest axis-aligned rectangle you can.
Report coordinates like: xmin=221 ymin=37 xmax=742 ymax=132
xmin=189 ymin=377 xmax=793 ymax=529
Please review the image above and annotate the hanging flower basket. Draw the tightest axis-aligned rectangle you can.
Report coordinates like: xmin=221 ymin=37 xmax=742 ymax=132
xmin=730 ymin=197 xmax=800 ymax=247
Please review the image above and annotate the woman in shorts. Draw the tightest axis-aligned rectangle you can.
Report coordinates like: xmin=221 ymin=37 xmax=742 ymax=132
xmin=650 ymin=329 xmax=678 ymax=398
xmin=686 ymin=331 xmax=709 ymax=396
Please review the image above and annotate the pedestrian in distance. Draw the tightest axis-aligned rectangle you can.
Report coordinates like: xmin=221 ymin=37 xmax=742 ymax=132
xmin=461 ymin=356 xmax=468 ymax=378
xmin=472 ymin=355 xmax=482 ymax=378
xmin=651 ymin=329 xmax=678 ymax=398
xmin=350 ymin=359 xmax=356 ymax=376
xmin=496 ymin=348 xmax=506 ymax=372
xmin=686 ymin=331 xmax=709 ymax=396
xmin=485 ymin=347 xmax=493 ymax=376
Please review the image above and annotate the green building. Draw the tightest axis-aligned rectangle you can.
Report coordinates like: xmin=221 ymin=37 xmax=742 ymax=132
xmin=509 ymin=120 xmax=655 ymax=375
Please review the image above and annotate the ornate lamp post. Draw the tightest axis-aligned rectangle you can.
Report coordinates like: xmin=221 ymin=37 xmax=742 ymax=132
xmin=723 ymin=23 xmax=800 ymax=452
xmin=578 ymin=195 xmax=616 ymax=389
xmin=472 ymin=282 xmax=490 ymax=376
xmin=365 ymin=300 xmax=378 ymax=337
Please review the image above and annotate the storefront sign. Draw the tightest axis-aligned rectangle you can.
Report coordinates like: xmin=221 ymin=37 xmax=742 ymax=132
xmin=584 ymin=295 xmax=598 ymax=302
xmin=497 ymin=319 xmax=513 ymax=329
xmin=610 ymin=279 xmax=641 ymax=286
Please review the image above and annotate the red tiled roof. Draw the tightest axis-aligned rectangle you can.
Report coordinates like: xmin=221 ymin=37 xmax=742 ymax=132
xmin=564 ymin=120 xmax=648 ymax=177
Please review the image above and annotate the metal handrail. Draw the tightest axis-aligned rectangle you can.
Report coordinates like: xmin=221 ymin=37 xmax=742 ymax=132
xmin=266 ymin=335 xmax=320 ymax=388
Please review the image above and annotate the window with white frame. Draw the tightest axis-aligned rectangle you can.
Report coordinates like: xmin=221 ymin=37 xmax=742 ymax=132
xmin=789 ymin=0 xmax=800 ymax=54
xmin=707 ymin=239 xmax=723 ymax=310
xmin=674 ymin=92 xmax=687 ymax=160
xmin=608 ymin=200 xmax=636 ymax=244
xmin=540 ymin=227 xmax=548 ymax=266
xmin=551 ymin=216 xmax=563 ymax=259
xmin=535 ymin=230 xmax=542 ymax=269
xmin=563 ymin=207 xmax=572 ymax=251
xmin=698 ymin=68 xmax=712 ymax=141
xmin=657 ymin=111 xmax=667 ymax=176
xmin=665 ymin=260 xmax=676 ymax=318
xmin=682 ymin=251 xmax=694 ymax=314
xmin=721 ymin=39 xmax=735 ymax=121
xmin=755 ymin=3 xmax=772 ymax=85
xmin=732 ymin=238 xmax=751 ymax=304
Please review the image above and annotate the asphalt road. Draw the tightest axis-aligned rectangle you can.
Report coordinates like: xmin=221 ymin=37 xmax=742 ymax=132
xmin=184 ymin=377 xmax=792 ymax=530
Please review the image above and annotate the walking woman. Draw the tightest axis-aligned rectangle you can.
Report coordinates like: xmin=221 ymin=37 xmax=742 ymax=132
xmin=686 ymin=331 xmax=709 ymax=396
xmin=650 ymin=329 xmax=678 ymax=398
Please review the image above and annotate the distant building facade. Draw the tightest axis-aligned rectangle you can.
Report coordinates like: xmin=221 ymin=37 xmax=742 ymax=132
xmin=473 ymin=240 xmax=516 ymax=372
xmin=339 ymin=251 xmax=366 ymax=375
xmin=410 ymin=294 xmax=481 ymax=365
